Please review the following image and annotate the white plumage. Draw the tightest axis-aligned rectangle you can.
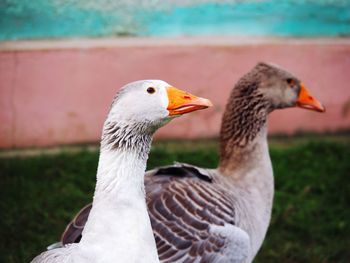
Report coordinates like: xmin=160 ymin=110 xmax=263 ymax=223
xmin=32 ymin=80 xmax=212 ymax=263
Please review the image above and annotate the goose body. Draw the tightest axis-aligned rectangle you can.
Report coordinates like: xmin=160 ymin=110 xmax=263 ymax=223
xmin=34 ymin=149 xmax=159 ymax=263
xmin=60 ymin=63 xmax=325 ymax=262
xmin=32 ymin=80 xmax=212 ymax=263
xmin=63 ymin=161 xmax=270 ymax=262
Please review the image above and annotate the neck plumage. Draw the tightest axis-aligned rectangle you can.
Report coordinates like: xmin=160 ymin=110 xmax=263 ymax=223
xmin=95 ymin=121 xmax=153 ymax=198
xmin=77 ymin=121 xmax=159 ymax=262
xmin=219 ymin=77 xmax=275 ymax=256
xmin=219 ymin=81 xmax=271 ymax=177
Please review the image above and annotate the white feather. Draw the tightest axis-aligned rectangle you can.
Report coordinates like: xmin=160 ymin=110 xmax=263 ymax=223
xmin=32 ymin=79 xmax=175 ymax=263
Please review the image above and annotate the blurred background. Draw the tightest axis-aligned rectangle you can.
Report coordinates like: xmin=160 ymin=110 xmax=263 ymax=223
xmin=0 ymin=0 xmax=349 ymax=262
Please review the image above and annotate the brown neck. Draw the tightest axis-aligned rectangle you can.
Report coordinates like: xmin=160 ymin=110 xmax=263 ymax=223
xmin=219 ymin=80 xmax=270 ymax=174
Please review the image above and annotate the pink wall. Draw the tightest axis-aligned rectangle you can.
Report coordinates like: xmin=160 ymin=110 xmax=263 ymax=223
xmin=1 ymin=37 xmax=350 ymax=148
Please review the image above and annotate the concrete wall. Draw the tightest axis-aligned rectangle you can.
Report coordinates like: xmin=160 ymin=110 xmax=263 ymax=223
xmin=2 ymin=1 xmax=349 ymax=40
xmin=1 ymin=37 xmax=350 ymax=148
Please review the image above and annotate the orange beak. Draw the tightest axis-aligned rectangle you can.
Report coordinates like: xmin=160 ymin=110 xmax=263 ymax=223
xmin=296 ymin=83 xmax=325 ymax=112
xmin=166 ymin=86 xmax=212 ymax=116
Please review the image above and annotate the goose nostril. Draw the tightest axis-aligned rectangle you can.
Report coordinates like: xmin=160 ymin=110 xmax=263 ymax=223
xmin=308 ymin=96 xmax=313 ymax=100
xmin=184 ymin=95 xmax=191 ymax=100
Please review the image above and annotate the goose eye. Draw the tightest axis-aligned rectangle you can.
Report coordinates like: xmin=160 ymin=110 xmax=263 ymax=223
xmin=147 ymin=87 xmax=156 ymax=94
xmin=286 ymin=78 xmax=295 ymax=87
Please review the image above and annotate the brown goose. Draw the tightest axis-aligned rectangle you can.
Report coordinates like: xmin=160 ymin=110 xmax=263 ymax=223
xmin=59 ymin=63 xmax=325 ymax=263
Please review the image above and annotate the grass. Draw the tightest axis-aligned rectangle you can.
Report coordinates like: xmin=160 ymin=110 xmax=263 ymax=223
xmin=0 ymin=138 xmax=349 ymax=263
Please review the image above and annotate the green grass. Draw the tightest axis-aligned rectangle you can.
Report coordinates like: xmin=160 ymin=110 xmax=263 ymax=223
xmin=0 ymin=139 xmax=349 ymax=263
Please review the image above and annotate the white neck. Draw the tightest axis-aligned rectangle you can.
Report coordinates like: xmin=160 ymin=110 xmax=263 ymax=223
xmin=74 ymin=140 xmax=159 ymax=262
xmin=94 ymin=149 xmax=147 ymax=200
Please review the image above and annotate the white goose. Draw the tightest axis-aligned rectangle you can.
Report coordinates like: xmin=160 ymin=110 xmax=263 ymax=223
xmin=60 ymin=63 xmax=325 ymax=262
xmin=32 ymin=80 xmax=212 ymax=263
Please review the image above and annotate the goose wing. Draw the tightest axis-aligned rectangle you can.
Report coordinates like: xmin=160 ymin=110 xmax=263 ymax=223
xmin=147 ymin=164 xmax=249 ymax=263
xmin=61 ymin=204 xmax=91 ymax=244
xmin=61 ymin=164 xmax=249 ymax=262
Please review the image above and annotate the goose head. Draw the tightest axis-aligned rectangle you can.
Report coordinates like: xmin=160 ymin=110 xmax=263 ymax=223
xmin=105 ymin=80 xmax=212 ymax=135
xmin=220 ymin=62 xmax=326 ymax=163
xmin=248 ymin=62 xmax=325 ymax=113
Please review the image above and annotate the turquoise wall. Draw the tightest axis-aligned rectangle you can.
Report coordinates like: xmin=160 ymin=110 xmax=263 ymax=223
xmin=1 ymin=0 xmax=349 ymax=40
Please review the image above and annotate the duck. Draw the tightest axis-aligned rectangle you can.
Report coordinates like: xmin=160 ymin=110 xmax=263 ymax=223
xmin=31 ymin=80 xmax=212 ymax=263
xmin=59 ymin=63 xmax=325 ymax=263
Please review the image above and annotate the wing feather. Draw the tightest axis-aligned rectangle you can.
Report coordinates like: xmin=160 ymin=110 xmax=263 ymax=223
xmin=61 ymin=164 xmax=249 ymax=262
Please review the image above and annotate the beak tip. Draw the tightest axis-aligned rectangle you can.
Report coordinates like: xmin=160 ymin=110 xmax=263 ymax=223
xmin=297 ymin=84 xmax=325 ymax=113
xmin=315 ymin=102 xmax=326 ymax=113
xmin=202 ymin=98 xmax=213 ymax=108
